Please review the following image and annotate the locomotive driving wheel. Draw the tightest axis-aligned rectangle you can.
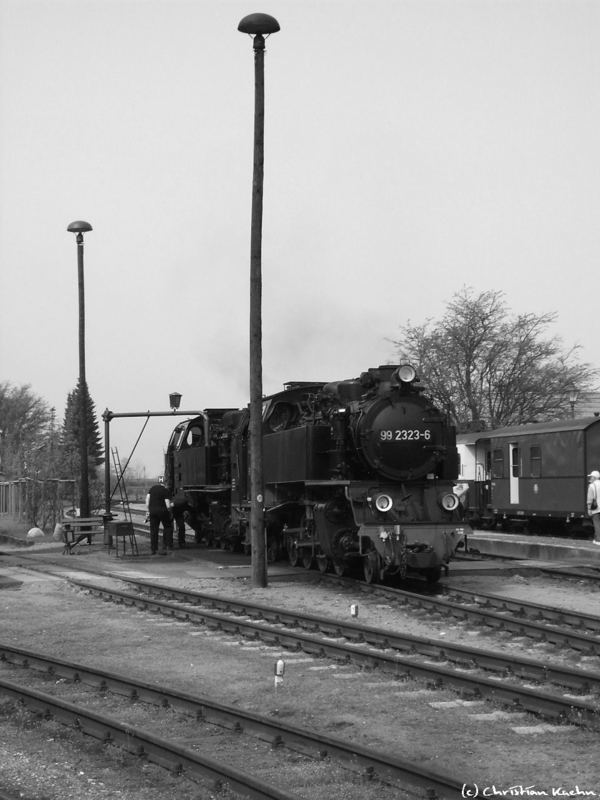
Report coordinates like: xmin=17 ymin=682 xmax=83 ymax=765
xmin=330 ymin=527 xmax=356 ymax=578
xmin=316 ymin=553 xmax=329 ymax=573
xmin=363 ymin=550 xmax=380 ymax=584
xmin=332 ymin=560 xmax=346 ymax=577
xmin=287 ymin=541 xmax=299 ymax=567
xmin=266 ymin=538 xmax=281 ymax=563
xmin=299 ymin=515 xmax=314 ymax=569
xmin=266 ymin=522 xmax=283 ymax=563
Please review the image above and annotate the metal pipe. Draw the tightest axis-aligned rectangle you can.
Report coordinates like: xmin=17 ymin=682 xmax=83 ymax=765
xmin=101 ymin=409 xmax=205 ymax=517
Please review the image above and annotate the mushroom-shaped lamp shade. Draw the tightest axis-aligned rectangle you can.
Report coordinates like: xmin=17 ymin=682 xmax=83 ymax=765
xmin=67 ymin=221 xmax=93 ymax=233
xmin=238 ymin=13 xmax=280 ymax=35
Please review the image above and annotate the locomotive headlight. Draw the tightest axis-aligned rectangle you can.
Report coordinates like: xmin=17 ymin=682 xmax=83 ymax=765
xmin=374 ymin=493 xmax=393 ymax=513
xmin=395 ymin=364 xmax=416 ymax=384
xmin=440 ymin=492 xmax=460 ymax=512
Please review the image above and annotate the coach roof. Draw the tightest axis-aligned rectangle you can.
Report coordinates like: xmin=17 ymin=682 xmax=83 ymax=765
xmin=457 ymin=416 xmax=600 ymax=444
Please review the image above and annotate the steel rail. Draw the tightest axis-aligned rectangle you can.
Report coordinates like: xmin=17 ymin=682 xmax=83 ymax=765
xmin=0 ymin=643 xmax=462 ymax=799
xmin=5 ymin=560 xmax=600 ymax=691
xmin=0 ymin=676 xmax=297 ymax=800
xmin=537 ymin=564 xmax=600 ymax=584
xmin=119 ymin=577 xmax=600 ymax=689
xmin=69 ymin=578 xmax=600 ymax=728
xmin=315 ymin=574 xmax=600 ymax=655
xmin=440 ymin=585 xmax=600 ymax=633
xmin=14 ymin=556 xmax=600 ymax=693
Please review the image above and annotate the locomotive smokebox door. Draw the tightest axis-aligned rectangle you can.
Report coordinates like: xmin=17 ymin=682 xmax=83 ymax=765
xmin=357 ymin=397 xmax=445 ymax=481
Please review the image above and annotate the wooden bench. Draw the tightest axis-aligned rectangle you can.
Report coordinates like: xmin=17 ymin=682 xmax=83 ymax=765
xmin=60 ymin=516 xmax=107 ymax=555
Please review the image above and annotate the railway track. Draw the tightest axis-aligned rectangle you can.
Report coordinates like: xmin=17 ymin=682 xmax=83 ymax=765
xmin=65 ymin=575 xmax=600 ymax=730
xmin=3 ymin=552 xmax=600 ymax=793
xmin=441 ymin=583 xmax=600 ymax=635
xmin=125 ymin=571 xmax=600 ymax=660
xmin=5 ymin=555 xmax=600 ymax=709
xmin=6 ymin=549 xmax=600 ymax=657
xmin=0 ymin=675 xmax=288 ymax=800
xmin=0 ymin=643 xmax=462 ymax=800
xmin=315 ymin=572 xmax=600 ymax=654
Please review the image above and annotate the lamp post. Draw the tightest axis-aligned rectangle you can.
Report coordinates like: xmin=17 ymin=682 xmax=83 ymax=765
xmin=569 ymin=389 xmax=578 ymax=419
xmin=238 ymin=13 xmax=280 ymax=588
xmin=169 ymin=392 xmax=182 ymax=412
xmin=67 ymin=220 xmax=93 ymax=518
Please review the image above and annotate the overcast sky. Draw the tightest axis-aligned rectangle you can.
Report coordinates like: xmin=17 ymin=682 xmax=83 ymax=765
xmin=1 ymin=0 xmax=598 ymax=477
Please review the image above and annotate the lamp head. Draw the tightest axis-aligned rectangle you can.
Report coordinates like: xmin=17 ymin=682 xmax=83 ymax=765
xmin=67 ymin=221 xmax=93 ymax=234
xmin=169 ymin=392 xmax=182 ymax=412
xmin=238 ymin=13 xmax=280 ymax=35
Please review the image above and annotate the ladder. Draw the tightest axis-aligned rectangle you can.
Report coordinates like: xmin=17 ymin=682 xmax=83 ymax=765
xmin=110 ymin=449 xmax=138 ymax=556
xmin=111 ymin=448 xmax=133 ymax=522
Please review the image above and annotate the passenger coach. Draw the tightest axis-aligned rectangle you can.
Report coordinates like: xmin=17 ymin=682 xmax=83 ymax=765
xmin=456 ymin=417 xmax=600 ymax=537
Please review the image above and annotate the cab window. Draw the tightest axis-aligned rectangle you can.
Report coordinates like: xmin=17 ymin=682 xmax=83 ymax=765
xmin=186 ymin=425 xmax=204 ymax=447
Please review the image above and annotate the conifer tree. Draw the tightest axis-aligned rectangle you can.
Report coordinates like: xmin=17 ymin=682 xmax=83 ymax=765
xmin=61 ymin=381 xmax=104 ymax=468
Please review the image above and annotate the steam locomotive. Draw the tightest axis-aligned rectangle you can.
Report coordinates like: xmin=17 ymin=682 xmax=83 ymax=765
xmin=164 ymin=365 xmax=468 ymax=583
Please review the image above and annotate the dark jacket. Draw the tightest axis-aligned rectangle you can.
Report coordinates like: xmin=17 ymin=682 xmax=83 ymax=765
xmin=147 ymin=483 xmax=170 ymax=514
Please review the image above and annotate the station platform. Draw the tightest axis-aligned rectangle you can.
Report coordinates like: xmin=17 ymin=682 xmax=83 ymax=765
xmin=2 ymin=528 xmax=600 ymax=583
xmin=0 ymin=532 xmax=299 ymax=583
xmin=458 ymin=529 xmax=600 ymax=574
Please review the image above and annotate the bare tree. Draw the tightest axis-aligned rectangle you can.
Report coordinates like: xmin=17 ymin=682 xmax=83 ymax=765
xmin=0 ymin=381 xmax=52 ymax=477
xmin=0 ymin=384 xmax=73 ymax=528
xmin=392 ymin=287 xmax=597 ymax=431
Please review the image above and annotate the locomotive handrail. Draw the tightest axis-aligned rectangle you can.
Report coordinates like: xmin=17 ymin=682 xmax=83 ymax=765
xmin=304 ymin=479 xmax=350 ymax=486
xmin=182 ymin=484 xmax=231 ymax=493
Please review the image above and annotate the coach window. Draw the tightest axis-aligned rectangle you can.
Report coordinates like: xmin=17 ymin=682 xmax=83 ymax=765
xmin=511 ymin=447 xmax=520 ymax=477
xmin=530 ymin=446 xmax=541 ymax=477
xmin=492 ymin=449 xmax=504 ymax=479
xmin=485 ymin=451 xmax=492 ymax=478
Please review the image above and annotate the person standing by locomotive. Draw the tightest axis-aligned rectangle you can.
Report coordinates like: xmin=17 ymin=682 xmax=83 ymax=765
xmin=172 ymin=490 xmax=189 ymax=549
xmin=145 ymin=478 xmax=173 ymax=555
xmin=586 ymin=470 xmax=600 ymax=545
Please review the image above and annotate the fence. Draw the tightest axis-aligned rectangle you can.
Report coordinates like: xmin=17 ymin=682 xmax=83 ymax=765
xmin=0 ymin=479 xmax=76 ymax=530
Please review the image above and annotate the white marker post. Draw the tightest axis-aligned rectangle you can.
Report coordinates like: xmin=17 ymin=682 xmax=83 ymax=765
xmin=274 ymin=658 xmax=285 ymax=689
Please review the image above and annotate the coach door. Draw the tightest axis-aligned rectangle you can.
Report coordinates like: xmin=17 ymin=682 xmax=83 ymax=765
xmin=509 ymin=444 xmax=519 ymax=504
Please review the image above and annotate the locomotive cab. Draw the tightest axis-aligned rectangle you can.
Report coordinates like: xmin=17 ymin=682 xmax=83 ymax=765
xmin=164 ymin=409 xmax=237 ymax=546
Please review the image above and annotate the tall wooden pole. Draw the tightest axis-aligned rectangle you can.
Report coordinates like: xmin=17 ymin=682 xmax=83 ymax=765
xmin=239 ymin=13 xmax=279 ymax=588
xmin=249 ymin=31 xmax=267 ymax=587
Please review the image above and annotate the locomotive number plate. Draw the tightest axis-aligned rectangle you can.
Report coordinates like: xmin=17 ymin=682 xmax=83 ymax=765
xmin=379 ymin=429 xmax=431 ymax=441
